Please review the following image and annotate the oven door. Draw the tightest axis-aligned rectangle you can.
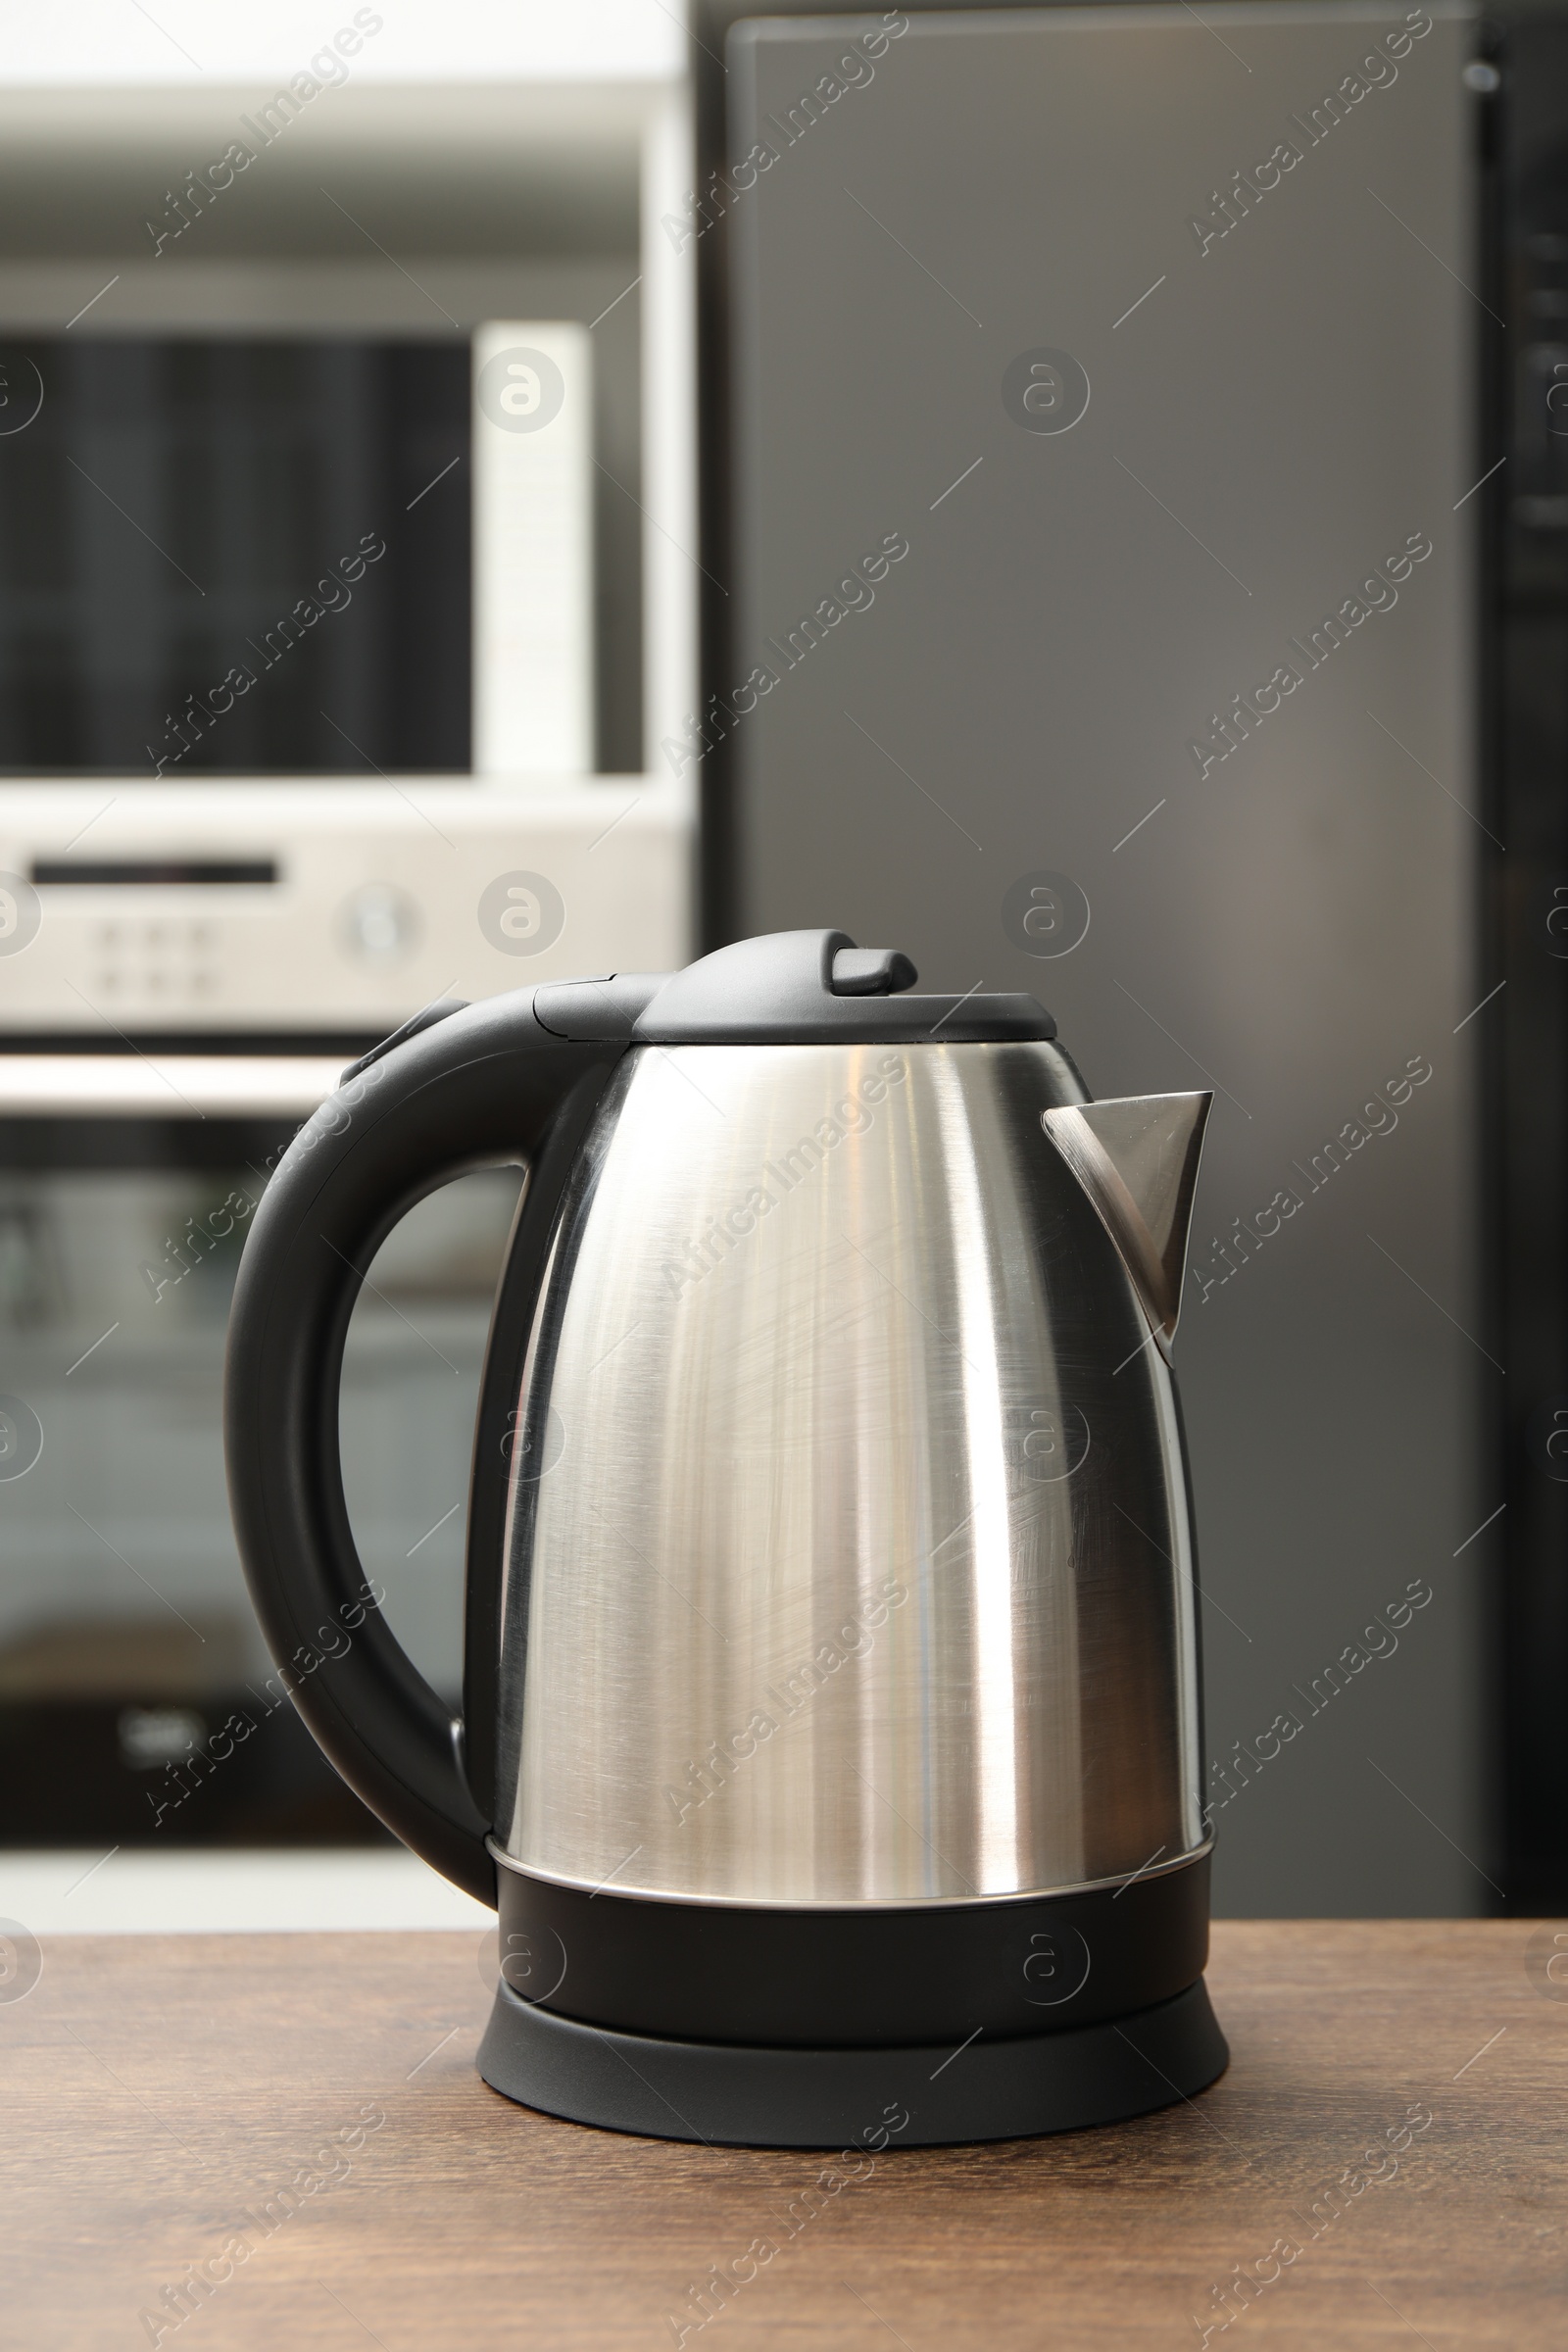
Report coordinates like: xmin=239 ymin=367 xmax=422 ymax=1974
xmin=0 ymin=1051 xmax=519 ymax=1848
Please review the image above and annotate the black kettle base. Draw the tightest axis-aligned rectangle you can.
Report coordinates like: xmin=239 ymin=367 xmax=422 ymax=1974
xmin=477 ymin=1976 xmax=1229 ymax=2149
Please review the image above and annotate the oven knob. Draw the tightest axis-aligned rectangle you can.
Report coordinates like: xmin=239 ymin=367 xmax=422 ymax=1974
xmin=340 ymin=884 xmax=419 ymax=961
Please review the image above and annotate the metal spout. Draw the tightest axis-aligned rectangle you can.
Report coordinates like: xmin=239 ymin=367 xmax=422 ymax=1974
xmin=1043 ymin=1093 xmax=1213 ymax=1354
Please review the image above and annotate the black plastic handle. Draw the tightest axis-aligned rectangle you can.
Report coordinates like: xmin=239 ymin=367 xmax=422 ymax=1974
xmin=223 ymin=989 xmax=624 ymax=1905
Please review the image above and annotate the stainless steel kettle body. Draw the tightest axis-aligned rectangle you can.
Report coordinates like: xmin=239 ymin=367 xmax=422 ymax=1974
xmin=494 ymin=1038 xmax=1206 ymax=1912
xmin=225 ymin=930 xmax=1229 ymax=2146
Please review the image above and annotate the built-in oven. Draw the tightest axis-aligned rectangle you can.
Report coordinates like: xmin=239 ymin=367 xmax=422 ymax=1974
xmin=0 ymin=1037 xmax=535 ymax=1847
xmin=0 ymin=791 xmax=688 ymax=1850
xmin=0 ymin=1041 xmax=527 ymax=1849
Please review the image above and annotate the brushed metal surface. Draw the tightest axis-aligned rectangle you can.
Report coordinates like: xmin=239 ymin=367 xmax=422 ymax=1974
xmin=492 ymin=1041 xmax=1207 ymax=1905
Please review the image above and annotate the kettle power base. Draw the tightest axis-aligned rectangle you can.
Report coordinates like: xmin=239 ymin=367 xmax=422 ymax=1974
xmin=477 ymin=1977 xmax=1228 ymax=2149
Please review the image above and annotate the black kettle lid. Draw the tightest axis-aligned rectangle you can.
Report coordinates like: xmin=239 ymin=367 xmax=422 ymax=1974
xmin=533 ymin=929 xmax=1056 ymax=1045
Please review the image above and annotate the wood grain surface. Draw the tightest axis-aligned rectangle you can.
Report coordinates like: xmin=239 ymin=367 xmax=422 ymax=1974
xmin=2 ymin=1921 xmax=1562 ymax=2349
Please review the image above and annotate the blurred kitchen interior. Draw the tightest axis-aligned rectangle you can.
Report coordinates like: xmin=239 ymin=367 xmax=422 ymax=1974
xmin=1 ymin=0 xmax=1565 ymax=1925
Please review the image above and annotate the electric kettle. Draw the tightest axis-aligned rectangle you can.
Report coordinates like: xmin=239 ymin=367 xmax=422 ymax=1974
xmin=225 ymin=929 xmax=1228 ymax=2146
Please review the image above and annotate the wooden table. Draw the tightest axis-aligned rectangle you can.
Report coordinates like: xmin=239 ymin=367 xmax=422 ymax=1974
xmin=3 ymin=1922 xmax=1562 ymax=2348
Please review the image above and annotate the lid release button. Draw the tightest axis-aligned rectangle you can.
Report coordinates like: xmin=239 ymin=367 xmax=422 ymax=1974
xmin=830 ymin=947 xmax=918 ymax=997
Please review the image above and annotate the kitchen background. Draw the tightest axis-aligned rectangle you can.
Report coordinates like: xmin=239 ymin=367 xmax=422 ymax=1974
xmin=0 ymin=0 xmax=1561 ymax=1927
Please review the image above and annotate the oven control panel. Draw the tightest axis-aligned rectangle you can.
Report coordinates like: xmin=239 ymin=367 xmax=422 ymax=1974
xmin=0 ymin=780 xmax=690 ymax=1032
